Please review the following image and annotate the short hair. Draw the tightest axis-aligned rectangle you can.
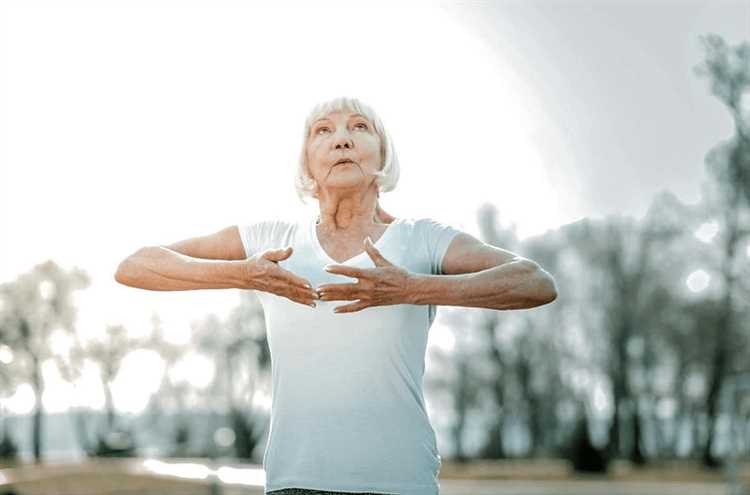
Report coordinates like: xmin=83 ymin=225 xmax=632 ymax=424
xmin=295 ymin=96 xmax=400 ymax=204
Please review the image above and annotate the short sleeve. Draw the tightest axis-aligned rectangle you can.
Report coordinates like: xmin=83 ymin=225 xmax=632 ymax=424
xmin=238 ymin=222 xmax=260 ymax=258
xmin=419 ymin=217 xmax=462 ymax=275
xmin=238 ymin=219 xmax=295 ymax=259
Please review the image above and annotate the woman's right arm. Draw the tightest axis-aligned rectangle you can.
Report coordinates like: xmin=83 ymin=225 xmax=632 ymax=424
xmin=114 ymin=226 xmax=320 ymax=306
xmin=114 ymin=226 xmax=254 ymax=291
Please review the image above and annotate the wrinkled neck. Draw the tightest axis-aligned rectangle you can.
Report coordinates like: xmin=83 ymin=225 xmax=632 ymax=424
xmin=316 ymin=186 xmax=384 ymax=231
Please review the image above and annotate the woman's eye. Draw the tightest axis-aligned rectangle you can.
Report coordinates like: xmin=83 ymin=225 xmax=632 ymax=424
xmin=316 ymin=127 xmax=330 ymax=134
xmin=355 ymin=123 xmax=368 ymax=130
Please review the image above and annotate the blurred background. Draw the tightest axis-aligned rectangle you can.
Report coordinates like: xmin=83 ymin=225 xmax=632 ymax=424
xmin=1 ymin=0 xmax=749 ymax=494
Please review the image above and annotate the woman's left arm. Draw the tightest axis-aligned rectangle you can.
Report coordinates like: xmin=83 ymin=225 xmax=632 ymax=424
xmin=318 ymin=233 xmax=557 ymax=313
xmin=408 ymin=232 xmax=558 ymax=310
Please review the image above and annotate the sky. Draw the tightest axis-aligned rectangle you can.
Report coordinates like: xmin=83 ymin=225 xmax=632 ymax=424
xmin=1 ymin=0 xmax=748 ymax=415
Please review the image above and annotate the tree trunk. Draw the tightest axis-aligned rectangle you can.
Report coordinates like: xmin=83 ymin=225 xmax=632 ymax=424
xmin=480 ymin=420 xmax=505 ymax=459
xmin=451 ymin=358 xmax=470 ymax=462
xmin=608 ymin=348 xmax=627 ymax=457
xmin=702 ymin=332 xmax=728 ymax=467
xmin=630 ymin=400 xmax=646 ymax=465
xmin=703 ymin=202 xmax=740 ymax=468
xmin=480 ymin=312 xmax=506 ymax=459
xmin=691 ymin=407 xmax=703 ymax=457
xmin=31 ymin=354 xmax=44 ymax=464
xmin=528 ymin=393 xmax=544 ymax=456
xmin=104 ymin=381 xmax=116 ymax=431
xmin=450 ymin=414 xmax=467 ymax=462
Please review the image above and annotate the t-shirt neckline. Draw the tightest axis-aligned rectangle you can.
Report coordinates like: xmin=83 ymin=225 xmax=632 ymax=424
xmin=310 ymin=215 xmax=400 ymax=265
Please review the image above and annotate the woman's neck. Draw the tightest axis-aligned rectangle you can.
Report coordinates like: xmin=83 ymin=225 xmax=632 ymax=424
xmin=317 ymin=207 xmax=382 ymax=231
xmin=316 ymin=189 xmax=384 ymax=230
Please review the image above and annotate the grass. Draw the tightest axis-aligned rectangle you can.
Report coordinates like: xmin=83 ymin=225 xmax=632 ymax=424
xmin=1 ymin=457 xmax=748 ymax=494
xmin=439 ymin=458 xmax=750 ymax=483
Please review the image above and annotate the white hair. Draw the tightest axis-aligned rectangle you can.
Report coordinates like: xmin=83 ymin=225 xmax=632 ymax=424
xmin=295 ymin=96 xmax=400 ymax=204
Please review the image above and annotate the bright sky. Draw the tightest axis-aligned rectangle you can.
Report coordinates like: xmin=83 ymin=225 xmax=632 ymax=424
xmin=1 ymin=0 xmax=747 ymax=415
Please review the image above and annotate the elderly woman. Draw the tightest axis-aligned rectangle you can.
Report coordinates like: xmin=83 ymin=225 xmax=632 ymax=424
xmin=115 ymin=96 xmax=557 ymax=495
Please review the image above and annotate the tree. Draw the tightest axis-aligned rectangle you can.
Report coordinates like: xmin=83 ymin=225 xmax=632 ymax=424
xmin=563 ymin=200 xmax=685 ymax=465
xmin=694 ymin=34 xmax=750 ymax=467
xmin=517 ymin=221 xmax=575 ymax=456
xmin=193 ymin=290 xmax=269 ymax=460
xmin=475 ymin=203 xmax=519 ymax=459
xmin=0 ymin=261 xmax=89 ymax=463
xmin=426 ymin=307 xmax=484 ymax=462
xmin=140 ymin=313 xmax=195 ymax=458
xmin=80 ymin=324 xmax=143 ymax=456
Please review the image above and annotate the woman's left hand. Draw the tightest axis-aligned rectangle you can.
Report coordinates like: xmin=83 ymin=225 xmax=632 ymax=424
xmin=317 ymin=237 xmax=415 ymax=313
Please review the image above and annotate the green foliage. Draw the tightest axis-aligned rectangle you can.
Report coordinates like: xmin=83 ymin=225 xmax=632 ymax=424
xmin=694 ymin=34 xmax=750 ymax=117
xmin=696 ymin=35 xmax=750 ymax=209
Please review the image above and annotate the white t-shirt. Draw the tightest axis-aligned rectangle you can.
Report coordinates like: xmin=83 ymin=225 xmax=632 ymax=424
xmin=238 ymin=213 xmax=461 ymax=495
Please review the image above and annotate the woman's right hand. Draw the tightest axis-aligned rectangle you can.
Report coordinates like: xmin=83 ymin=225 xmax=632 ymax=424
xmin=244 ymin=247 xmax=320 ymax=307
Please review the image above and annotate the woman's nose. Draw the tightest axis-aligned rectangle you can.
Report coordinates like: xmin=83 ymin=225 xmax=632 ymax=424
xmin=333 ymin=130 xmax=354 ymax=149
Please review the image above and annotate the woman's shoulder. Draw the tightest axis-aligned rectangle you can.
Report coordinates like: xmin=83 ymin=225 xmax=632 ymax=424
xmin=238 ymin=216 xmax=305 ymax=257
xmin=238 ymin=216 xmax=308 ymax=243
xmin=407 ymin=216 xmax=457 ymax=230
xmin=392 ymin=217 xmax=463 ymax=247
xmin=241 ymin=215 xmax=305 ymax=230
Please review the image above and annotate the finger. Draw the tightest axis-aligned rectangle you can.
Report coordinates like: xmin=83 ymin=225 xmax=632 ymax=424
xmin=288 ymin=287 xmax=319 ymax=306
xmin=317 ymin=282 xmax=358 ymax=293
xmin=319 ymin=288 xmax=359 ymax=301
xmin=324 ymin=264 xmax=366 ymax=279
xmin=333 ymin=300 xmax=370 ymax=314
xmin=290 ymin=296 xmax=317 ymax=308
xmin=271 ymin=280 xmax=318 ymax=302
xmin=364 ymin=237 xmax=391 ymax=266
xmin=265 ymin=246 xmax=292 ymax=261
xmin=271 ymin=263 xmax=313 ymax=289
xmin=293 ymin=284 xmax=320 ymax=301
xmin=283 ymin=271 xmax=314 ymax=290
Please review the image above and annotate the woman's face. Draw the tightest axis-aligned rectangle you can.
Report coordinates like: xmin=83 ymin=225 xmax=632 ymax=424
xmin=305 ymin=110 xmax=382 ymax=198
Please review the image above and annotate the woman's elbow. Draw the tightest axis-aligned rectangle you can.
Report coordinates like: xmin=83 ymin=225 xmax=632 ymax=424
xmin=526 ymin=262 xmax=558 ymax=306
xmin=114 ymin=247 xmax=147 ymax=286
xmin=542 ymin=277 xmax=558 ymax=304
xmin=114 ymin=258 xmax=134 ymax=286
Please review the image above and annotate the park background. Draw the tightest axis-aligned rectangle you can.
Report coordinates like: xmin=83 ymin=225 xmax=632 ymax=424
xmin=1 ymin=0 xmax=750 ymax=494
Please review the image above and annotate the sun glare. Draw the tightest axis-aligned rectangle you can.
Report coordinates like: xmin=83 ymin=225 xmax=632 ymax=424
xmin=694 ymin=220 xmax=719 ymax=243
xmin=111 ymin=349 xmax=166 ymax=414
xmin=686 ymin=269 xmax=710 ymax=293
xmin=168 ymin=351 xmax=215 ymax=389
xmin=4 ymin=3 xmax=561 ymax=415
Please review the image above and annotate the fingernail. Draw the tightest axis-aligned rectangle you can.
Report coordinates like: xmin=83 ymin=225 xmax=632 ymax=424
xmin=304 ymin=283 xmax=311 ymax=288
xmin=324 ymin=265 xmax=332 ymax=271
xmin=366 ymin=236 xmax=372 ymax=244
